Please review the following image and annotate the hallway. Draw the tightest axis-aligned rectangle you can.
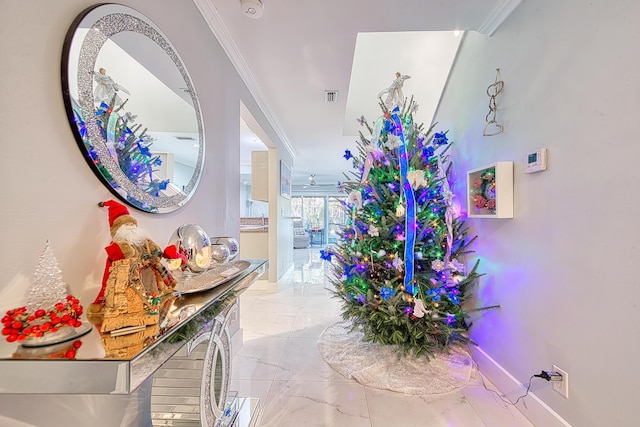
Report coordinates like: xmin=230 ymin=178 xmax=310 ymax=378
xmin=231 ymin=248 xmax=533 ymax=426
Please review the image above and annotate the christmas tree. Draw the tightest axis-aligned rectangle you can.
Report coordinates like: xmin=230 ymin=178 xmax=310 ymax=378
xmin=73 ymin=95 xmax=169 ymax=210
xmin=323 ymin=95 xmax=493 ymax=359
xmin=26 ymin=241 xmax=70 ymax=312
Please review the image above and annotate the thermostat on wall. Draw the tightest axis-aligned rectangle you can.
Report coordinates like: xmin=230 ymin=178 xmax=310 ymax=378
xmin=524 ymin=148 xmax=547 ymax=173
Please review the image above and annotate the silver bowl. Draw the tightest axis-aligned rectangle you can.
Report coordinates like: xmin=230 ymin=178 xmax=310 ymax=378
xmin=210 ymin=236 xmax=239 ymax=261
xmin=168 ymin=224 xmax=212 ymax=272
xmin=211 ymin=243 xmax=230 ymax=265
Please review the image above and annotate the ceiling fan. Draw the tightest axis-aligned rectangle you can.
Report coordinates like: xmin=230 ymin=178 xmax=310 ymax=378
xmin=303 ymin=174 xmax=317 ymax=188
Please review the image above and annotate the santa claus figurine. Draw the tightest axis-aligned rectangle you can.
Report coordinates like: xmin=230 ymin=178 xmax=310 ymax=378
xmin=88 ymin=200 xmax=184 ymax=319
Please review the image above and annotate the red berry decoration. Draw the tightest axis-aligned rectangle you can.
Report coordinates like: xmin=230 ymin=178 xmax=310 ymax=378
xmin=3 ymin=295 xmax=85 ymax=344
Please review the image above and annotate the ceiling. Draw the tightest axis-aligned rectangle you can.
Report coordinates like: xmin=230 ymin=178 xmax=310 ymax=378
xmin=196 ymin=0 xmax=523 ymax=191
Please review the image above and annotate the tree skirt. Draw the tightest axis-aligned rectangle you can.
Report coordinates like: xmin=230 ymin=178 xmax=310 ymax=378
xmin=317 ymin=321 xmax=475 ymax=395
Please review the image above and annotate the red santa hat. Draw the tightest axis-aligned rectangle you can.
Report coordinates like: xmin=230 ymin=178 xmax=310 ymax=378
xmin=163 ymin=244 xmax=187 ymax=264
xmin=99 ymin=200 xmax=137 ymax=236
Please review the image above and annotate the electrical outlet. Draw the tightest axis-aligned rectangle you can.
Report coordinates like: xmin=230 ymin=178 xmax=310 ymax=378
xmin=552 ymin=365 xmax=569 ymax=398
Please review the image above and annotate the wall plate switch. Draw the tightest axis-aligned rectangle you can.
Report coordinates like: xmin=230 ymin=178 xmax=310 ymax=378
xmin=524 ymin=148 xmax=547 ymax=173
xmin=552 ymin=365 xmax=569 ymax=398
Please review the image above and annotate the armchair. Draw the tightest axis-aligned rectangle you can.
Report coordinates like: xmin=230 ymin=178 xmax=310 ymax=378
xmin=293 ymin=219 xmax=310 ymax=248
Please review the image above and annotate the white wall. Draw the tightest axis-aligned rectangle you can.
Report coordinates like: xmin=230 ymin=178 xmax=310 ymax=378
xmin=269 ymin=148 xmax=295 ymax=284
xmin=434 ymin=1 xmax=640 ymax=426
xmin=0 ymin=0 xmax=291 ymax=425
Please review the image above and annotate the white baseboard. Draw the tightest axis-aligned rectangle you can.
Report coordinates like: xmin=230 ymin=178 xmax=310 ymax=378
xmin=247 ymin=279 xmax=268 ymax=290
xmin=471 ymin=346 xmax=572 ymax=427
xmin=247 ymin=279 xmax=279 ymax=292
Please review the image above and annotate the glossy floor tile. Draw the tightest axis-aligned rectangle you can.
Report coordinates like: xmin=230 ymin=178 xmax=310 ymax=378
xmin=232 ymin=248 xmax=534 ymax=427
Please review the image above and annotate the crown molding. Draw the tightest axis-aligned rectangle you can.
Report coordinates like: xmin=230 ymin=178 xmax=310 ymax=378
xmin=478 ymin=0 xmax=523 ymax=36
xmin=192 ymin=0 xmax=296 ymax=159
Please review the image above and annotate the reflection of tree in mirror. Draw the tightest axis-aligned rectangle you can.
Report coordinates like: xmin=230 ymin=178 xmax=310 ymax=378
xmin=73 ymin=94 xmax=169 ymax=211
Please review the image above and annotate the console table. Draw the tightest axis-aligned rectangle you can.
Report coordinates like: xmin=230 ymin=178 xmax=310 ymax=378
xmin=0 ymin=258 xmax=268 ymax=427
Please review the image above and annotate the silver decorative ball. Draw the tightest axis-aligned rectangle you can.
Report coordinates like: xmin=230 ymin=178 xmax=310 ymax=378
xmin=211 ymin=236 xmax=239 ymax=261
xmin=168 ymin=224 xmax=212 ymax=272
xmin=210 ymin=243 xmax=230 ymax=265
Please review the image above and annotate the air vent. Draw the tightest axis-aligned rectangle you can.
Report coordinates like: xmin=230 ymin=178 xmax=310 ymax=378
xmin=175 ymin=136 xmax=196 ymax=141
xmin=324 ymin=90 xmax=339 ymax=103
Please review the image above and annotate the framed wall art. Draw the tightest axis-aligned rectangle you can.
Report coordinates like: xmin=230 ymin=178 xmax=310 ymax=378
xmin=467 ymin=161 xmax=513 ymax=218
xmin=280 ymin=160 xmax=291 ymax=199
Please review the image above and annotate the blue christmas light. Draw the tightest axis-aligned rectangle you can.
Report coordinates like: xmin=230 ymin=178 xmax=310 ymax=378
xmin=343 ymin=149 xmax=353 ymax=160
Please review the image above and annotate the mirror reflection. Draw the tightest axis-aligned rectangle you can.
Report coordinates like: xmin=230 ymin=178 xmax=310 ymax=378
xmin=62 ymin=4 xmax=204 ymax=213
xmin=213 ymin=349 xmax=224 ymax=407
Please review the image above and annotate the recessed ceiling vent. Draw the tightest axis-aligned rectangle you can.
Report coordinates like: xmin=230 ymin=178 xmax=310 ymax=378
xmin=175 ymin=136 xmax=196 ymax=141
xmin=324 ymin=90 xmax=339 ymax=103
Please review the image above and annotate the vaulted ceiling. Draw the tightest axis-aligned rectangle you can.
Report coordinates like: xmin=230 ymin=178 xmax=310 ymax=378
xmin=195 ymin=0 xmax=523 ymax=191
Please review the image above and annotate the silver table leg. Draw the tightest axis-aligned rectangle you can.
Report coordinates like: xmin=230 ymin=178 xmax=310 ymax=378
xmin=150 ymin=308 xmax=232 ymax=426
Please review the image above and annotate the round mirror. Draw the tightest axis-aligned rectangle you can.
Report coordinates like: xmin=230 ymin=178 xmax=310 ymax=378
xmin=62 ymin=4 xmax=204 ymax=213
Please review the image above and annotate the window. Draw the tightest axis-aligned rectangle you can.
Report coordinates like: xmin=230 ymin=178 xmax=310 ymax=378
xmin=291 ymin=196 xmax=346 ymax=245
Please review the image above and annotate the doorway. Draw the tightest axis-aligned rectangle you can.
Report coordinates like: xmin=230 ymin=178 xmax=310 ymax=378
xmin=291 ymin=195 xmax=346 ymax=246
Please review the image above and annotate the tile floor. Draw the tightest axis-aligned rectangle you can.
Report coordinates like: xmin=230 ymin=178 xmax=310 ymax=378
xmin=231 ymin=248 xmax=533 ymax=427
